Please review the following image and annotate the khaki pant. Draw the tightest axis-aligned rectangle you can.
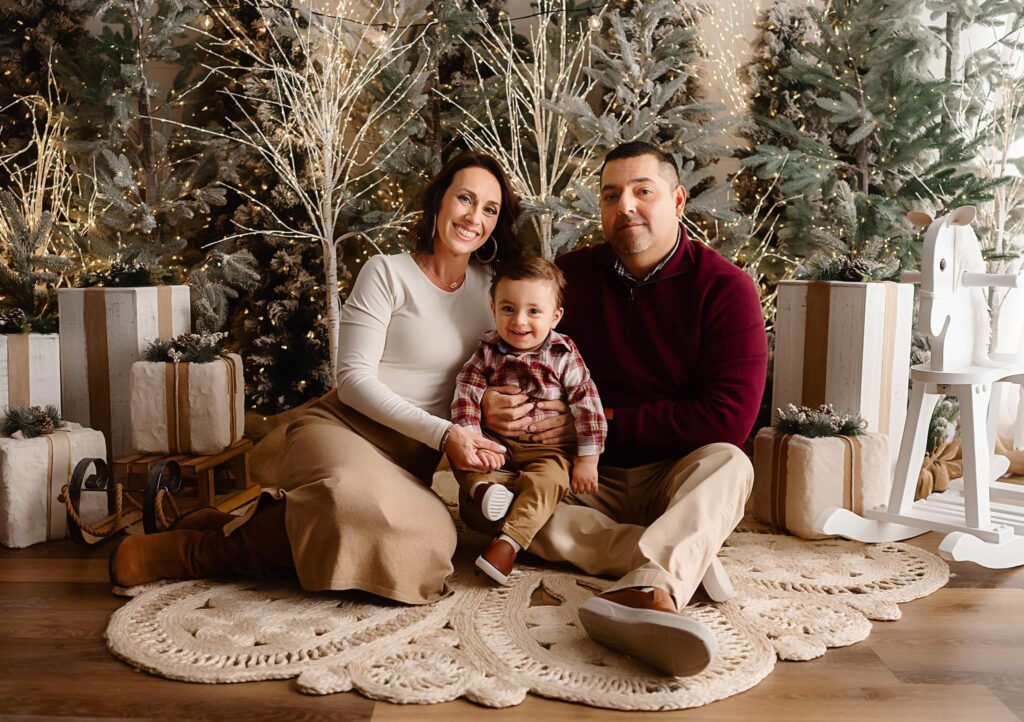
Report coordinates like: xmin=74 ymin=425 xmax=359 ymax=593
xmin=459 ymin=442 xmax=752 ymax=610
xmin=254 ymin=392 xmax=457 ymax=605
xmin=454 ymin=433 xmax=574 ymax=549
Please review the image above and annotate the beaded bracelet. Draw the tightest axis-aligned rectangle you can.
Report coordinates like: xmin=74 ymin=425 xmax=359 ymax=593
xmin=438 ymin=423 xmax=454 ymax=452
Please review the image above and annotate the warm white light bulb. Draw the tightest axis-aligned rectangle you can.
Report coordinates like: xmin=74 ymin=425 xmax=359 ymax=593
xmin=588 ymin=15 xmax=602 ymax=31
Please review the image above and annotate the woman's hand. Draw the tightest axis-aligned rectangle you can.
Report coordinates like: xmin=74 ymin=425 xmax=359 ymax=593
xmin=444 ymin=424 xmax=507 ymax=472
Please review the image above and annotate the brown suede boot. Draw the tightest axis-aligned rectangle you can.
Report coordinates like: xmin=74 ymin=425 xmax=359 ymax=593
xmin=169 ymin=506 xmax=236 ymax=532
xmin=110 ymin=500 xmax=293 ymax=587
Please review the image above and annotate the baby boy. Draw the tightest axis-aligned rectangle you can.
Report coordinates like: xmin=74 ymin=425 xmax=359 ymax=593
xmin=451 ymin=257 xmax=607 ymax=585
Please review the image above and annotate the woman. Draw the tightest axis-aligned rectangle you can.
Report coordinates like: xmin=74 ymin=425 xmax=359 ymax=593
xmin=110 ymin=151 xmax=523 ymax=603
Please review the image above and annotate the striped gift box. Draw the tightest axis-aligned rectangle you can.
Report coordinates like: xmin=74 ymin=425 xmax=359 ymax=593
xmin=58 ymin=286 xmax=191 ymax=461
xmin=0 ymin=333 xmax=60 ymax=411
xmin=772 ymin=280 xmax=913 ymax=471
xmin=751 ymin=428 xmax=891 ymax=539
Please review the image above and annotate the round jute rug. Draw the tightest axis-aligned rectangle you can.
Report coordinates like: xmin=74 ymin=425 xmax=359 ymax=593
xmin=105 ymin=527 xmax=949 ymax=711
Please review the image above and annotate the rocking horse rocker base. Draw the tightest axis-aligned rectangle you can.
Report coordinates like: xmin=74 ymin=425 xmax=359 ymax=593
xmin=815 ymin=207 xmax=1024 ymax=569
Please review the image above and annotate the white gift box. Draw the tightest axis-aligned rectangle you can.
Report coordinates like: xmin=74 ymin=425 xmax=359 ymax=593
xmin=58 ymin=286 xmax=190 ymax=461
xmin=0 ymin=423 xmax=108 ymax=548
xmin=0 ymin=333 xmax=60 ymax=411
xmin=131 ymin=354 xmax=245 ymax=455
xmin=772 ymin=280 xmax=913 ymax=469
xmin=752 ymin=428 xmax=891 ymax=539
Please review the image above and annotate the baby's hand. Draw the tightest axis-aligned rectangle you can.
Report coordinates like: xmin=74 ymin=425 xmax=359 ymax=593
xmin=478 ymin=448 xmax=506 ymax=471
xmin=571 ymin=456 xmax=599 ymax=495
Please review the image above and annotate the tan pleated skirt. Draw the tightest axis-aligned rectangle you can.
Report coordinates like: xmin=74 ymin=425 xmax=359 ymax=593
xmin=238 ymin=391 xmax=456 ymax=605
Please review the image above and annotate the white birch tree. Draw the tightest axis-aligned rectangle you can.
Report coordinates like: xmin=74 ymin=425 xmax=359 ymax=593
xmin=189 ymin=0 xmax=433 ymax=374
xmin=445 ymin=0 xmax=602 ymax=259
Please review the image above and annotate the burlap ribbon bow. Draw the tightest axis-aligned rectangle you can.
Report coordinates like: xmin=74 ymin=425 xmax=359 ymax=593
xmin=915 ymin=440 xmax=962 ymax=500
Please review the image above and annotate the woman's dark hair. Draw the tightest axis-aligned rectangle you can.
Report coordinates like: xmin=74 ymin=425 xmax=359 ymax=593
xmin=409 ymin=151 xmax=524 ymax=263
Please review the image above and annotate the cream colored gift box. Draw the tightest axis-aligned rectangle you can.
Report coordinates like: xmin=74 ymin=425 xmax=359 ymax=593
xmin=752 ymin=428 xmax=890 ymax=539
xmin=0 ymin=423 xmax=107 ymax=548
xmin=0 ymin=333 xmax=60 ymax=410
xmin=772 ymin=280 xmax=913 ymax=470
xmin=130 ymin=354 xmax=244 ymax=455
xmin=58 ymin=286 xmax=190 ymax=461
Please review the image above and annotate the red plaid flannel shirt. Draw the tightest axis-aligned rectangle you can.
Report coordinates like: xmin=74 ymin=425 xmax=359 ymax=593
xmin=451 ymin=330 xmax=607 ymax=457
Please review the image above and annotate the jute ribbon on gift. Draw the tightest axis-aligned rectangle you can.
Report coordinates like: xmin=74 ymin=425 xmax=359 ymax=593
xmin=43 ymin=430 xmax=74 ymax=540
xmin=5 ymin=334 xmax=31 ymax=406
xmin=768 ymin=433 xmax=863 ymax=529
xmin=164 ymin=356 xmax=238 ymax=453
xmin=85 ymin=287 xmax=175 ymax=460
xmin=800 ymin=282 xmax=900 ymax=435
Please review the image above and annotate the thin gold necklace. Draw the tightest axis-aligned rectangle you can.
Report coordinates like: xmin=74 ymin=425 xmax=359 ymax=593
xmin=416 ymin=255 xmax=465 ymax=290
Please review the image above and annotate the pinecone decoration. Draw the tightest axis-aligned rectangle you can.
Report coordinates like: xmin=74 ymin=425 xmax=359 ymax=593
xmin=0 ymin=308 xmax=28 ymax=332
xmin=32 ymin=407 xmax=57 ymax=435
xmin=842 ymin=258 xmax=876 ymax=282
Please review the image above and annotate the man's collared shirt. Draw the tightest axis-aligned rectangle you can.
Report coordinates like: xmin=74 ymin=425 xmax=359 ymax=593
xmin=611 ymin=232 xmax=682 ymax=285
xmin=451 ymin=330 xmax=607 ymax=457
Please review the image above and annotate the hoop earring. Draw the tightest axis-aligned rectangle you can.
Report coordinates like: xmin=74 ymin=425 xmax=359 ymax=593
xmin=474 ymin=236 xmax=498 ymax=264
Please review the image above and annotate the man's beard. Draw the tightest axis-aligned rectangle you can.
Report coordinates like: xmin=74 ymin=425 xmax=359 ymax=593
xmin=612 ymin=232 xmax=651 ymax=254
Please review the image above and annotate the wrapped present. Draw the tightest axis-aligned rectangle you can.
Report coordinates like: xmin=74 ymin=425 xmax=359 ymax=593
xmin=772 ymin=280 xmax=913 ymax=469
xmin=0 ymin=333 xmax=61 ymax=410
xmin=58 ymin=286 xmax=190 ymax=460
xmin=130 ymin=354 xmax=244 ymax=455
xmin=0 ymin=422 xmax=107 ymax=548
xmin=752 ymin=428 xmax=890 ymax=539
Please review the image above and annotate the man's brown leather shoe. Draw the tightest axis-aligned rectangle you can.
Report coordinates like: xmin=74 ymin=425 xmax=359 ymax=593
xmin=169 ymin=506 xmax=236 ymax=532
xmin=472 ymin=483 xmax=514 ymax=522
xmin=578 ymin=586 xmax=717 ymax=677
xmin=475 ymin=537 xmax=517 ymax=586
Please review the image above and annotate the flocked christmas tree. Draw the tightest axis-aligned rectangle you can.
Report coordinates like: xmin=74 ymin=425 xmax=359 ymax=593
xmin=556 ymin=0 xmax=737 ymax=253
xmin=0 ymin=75 xmax=86 ymax=330
xmin=732 ymin=0 xmax=821 ymax=292
xmin=184 ymin=0 xmax=332 ymax=410
xmin=53 ymin=0 xmax=258 ymax=331
xmin=189 ymin=0 xmax=432 ymax=377
xmin=440 ymin=0 xmax=736 ymax=258
xmin=0 ymin=0 xmax=100 ymax=156
xmin=741 ymin=0 xmax=1003 ymax=271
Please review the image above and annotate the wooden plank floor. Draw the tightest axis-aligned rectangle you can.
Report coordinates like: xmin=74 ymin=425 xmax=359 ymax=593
xmin=1 ymin=532 xmax=1022 ymax=721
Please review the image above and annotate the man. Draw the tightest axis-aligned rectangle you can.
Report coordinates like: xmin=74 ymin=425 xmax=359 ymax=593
xmin=465 ymin=141 xmax=768 ymax=677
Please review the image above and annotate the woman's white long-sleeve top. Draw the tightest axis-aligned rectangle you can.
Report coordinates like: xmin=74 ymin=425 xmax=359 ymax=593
xmin=335 ymin=253 xmax=494 ymax=450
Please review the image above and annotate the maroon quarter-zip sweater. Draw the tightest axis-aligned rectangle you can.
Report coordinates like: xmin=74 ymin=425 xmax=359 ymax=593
xmin=555 ymin=230 xmax=768 ymax=468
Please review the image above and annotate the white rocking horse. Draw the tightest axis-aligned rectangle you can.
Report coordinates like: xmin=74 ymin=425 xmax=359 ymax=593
xmin=816 ymin=207 xmax=1024 ymax=568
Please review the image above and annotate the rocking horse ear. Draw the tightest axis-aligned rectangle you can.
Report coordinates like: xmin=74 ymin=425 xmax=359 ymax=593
xmin=907 ymin=211 xmax=933 ymax=228
xmin=949 ymin=206 xmax=977 ymax=226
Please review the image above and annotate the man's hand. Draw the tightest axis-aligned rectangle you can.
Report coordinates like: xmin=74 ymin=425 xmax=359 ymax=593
xmin=528 ymin=399 xmax=576 ymax=444
xmin=571 ymin=455 xmax=599 ymax=495
xmin=481 ymin=385 xmax=534 ymax=437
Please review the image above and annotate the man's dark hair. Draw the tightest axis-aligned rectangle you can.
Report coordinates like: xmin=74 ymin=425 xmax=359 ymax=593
xmin=490 ymin=256 xmax=567 ymax=307
xmin=600 ymin=141 xmax=679 ymax=186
